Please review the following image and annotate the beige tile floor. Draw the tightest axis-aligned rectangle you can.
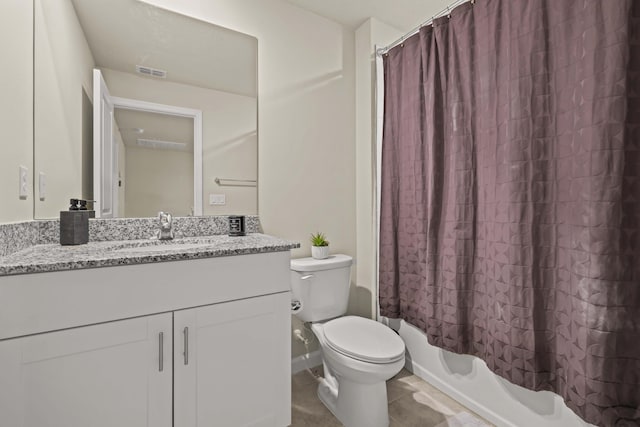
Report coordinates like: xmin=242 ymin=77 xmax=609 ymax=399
xmin=291 ymin=366 xmax=494 ymax=427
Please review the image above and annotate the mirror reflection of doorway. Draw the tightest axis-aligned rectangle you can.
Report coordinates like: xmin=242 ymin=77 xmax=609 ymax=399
xmin=93 ymin=69 xmax=203 ymax=219
xmin=34 ymin=0 xmax=257 ymax=219
xmin=114 ymin=109 xmax=194 ymax=217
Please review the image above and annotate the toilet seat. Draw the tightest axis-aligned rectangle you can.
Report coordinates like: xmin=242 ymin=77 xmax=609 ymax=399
xmin=322 ymin=316 xmax=405 ymax=364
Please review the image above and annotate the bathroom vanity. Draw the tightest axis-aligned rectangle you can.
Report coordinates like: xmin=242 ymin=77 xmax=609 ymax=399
xmin=0 ymin=231 xmax=297 ymax=427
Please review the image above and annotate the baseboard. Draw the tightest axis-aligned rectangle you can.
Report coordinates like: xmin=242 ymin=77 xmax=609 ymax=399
xmin=406 ymin=358 xmax=515 ymax=427
xmin=291 ymin=350 xmax=322 ymax=374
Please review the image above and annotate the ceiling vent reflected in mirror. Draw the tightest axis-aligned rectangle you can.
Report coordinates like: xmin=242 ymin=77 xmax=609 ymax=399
xmin=136 ymin=138 xmax=187 ymax=151
xmin=115 ymin=108 xmax=194 ymax=153
xmin=135 ymin=65 xmax=167 ymax=78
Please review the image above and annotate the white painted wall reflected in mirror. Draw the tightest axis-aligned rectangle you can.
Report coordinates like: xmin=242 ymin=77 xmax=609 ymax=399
xmin=115 ymin=105 xmax=197 ymax=218
xmin=34 ymin=0 xmax=258 ymax=219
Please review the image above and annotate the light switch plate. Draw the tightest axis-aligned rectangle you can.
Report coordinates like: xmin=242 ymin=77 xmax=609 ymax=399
xmin=209 ymin=194 xmax=226 ymax=205
xmin=18 ymin=166 xmax=28 ymax=199
xmin=39 ymin=172 xmax=46 ymax=201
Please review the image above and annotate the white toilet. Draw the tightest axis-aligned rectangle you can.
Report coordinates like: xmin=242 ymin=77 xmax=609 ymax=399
xmin=291 ymin=254 xmax=405 ymax=427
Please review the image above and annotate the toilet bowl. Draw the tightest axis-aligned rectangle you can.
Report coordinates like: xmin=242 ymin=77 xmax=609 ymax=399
xmin=290 ymin=255 xmax=405 ymax=427
xmin=312 ymin=317 xmax=405 ymax=427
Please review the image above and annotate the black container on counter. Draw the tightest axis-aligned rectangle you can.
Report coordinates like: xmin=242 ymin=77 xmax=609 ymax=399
xmin=228 ymin=215 xmax=246 ymax=236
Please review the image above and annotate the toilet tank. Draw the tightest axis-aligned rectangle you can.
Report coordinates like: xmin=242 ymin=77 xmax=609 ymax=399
xmin=290 ymin=254 xmax=353 ymax=323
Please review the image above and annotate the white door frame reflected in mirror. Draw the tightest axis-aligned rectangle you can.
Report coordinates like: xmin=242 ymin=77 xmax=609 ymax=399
xmin=93 ymin=69 xmax=116 ymax=218
xmin=93 ymin=70 xmax=203 ymax=218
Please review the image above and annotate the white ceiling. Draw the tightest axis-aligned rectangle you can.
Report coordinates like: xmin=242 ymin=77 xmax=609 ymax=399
xmin=71 ymin=0 xmax=254 ymax=159
xmin=114 ymin=109 xmax=193 ymax=152
xmin=71 ymin=0 xmax=257 ymax=97
xmin=286 ymin=0 xmax=454 ymax=31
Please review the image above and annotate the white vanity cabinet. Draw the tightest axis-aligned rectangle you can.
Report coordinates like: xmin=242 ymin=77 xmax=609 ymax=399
xmin=0 ymin=314 xmax=173 ymax=427
xmin=174 ymin=293 xmax=291 ymax=427
xmin=0 ymin=251 xmax=292 ymax=427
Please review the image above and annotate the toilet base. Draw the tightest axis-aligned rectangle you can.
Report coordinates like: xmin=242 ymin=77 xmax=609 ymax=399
xmin=316 ymin=362 xmax=391 ymax=427
xmin=309 ymin=321 xmax=404 ymax=427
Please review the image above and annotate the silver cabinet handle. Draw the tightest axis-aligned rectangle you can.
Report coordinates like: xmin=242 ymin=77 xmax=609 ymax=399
xmin=183 ymin=327 xmax=189 ymax=365
xmin=158 ymin=332 xmax=164 ymax=372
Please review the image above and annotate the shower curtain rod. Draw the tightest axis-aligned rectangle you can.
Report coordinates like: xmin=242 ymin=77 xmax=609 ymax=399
xmin=376 ymin=0 xmax=473 ymax=56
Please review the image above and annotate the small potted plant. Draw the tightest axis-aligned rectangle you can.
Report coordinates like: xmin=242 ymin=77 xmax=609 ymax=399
xmin=310 ymin=232 xmax=330 ymax=260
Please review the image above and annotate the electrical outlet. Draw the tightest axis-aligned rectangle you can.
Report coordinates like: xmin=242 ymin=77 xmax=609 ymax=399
xmin=209 ymin=194 xmax=226 ymax=205
xmin=18 ymin=166 xmax=28 ymax=199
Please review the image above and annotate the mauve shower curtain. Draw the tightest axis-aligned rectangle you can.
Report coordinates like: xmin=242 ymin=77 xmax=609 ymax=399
xmin=379 ymin=0 xmax=640 ymax=425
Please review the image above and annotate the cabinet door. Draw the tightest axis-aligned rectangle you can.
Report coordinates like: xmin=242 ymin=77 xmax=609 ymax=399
xmin=174 ymin=292 xmax=291 ymax=427
xmin=0 ymin=313 xmax=172 ymax=427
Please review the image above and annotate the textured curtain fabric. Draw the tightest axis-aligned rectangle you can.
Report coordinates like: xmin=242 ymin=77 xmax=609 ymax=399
xmin=379 ymin=1 xmax=640 ymax=425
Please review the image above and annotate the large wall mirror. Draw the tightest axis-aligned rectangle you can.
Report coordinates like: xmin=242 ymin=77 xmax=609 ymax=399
xmin=34 ymin=0 xmax=258 ymax=219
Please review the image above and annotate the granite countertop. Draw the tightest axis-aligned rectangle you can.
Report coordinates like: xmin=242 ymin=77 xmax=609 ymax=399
xmin=0 ymin=233 xmax=300 ymax=277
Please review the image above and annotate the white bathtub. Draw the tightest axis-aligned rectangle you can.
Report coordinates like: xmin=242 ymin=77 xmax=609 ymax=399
xmin=381 ymin=317 xmax=595 ymax=427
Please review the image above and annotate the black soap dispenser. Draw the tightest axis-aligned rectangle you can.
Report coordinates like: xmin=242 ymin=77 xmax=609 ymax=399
xmin=60 ymin=199 xmax=94 ymax=245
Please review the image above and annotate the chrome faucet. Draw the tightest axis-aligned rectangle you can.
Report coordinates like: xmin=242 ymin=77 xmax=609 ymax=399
xmin=157 ymin=211 xmax=174 ymax=240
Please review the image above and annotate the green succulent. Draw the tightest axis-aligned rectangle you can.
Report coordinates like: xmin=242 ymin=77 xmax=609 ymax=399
xmin=310 ymin=232 xmax=329 ymax=247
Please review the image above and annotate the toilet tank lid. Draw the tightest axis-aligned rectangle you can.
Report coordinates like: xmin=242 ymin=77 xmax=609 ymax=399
xmin=290 ymin=254 xmax=353 ymax=272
